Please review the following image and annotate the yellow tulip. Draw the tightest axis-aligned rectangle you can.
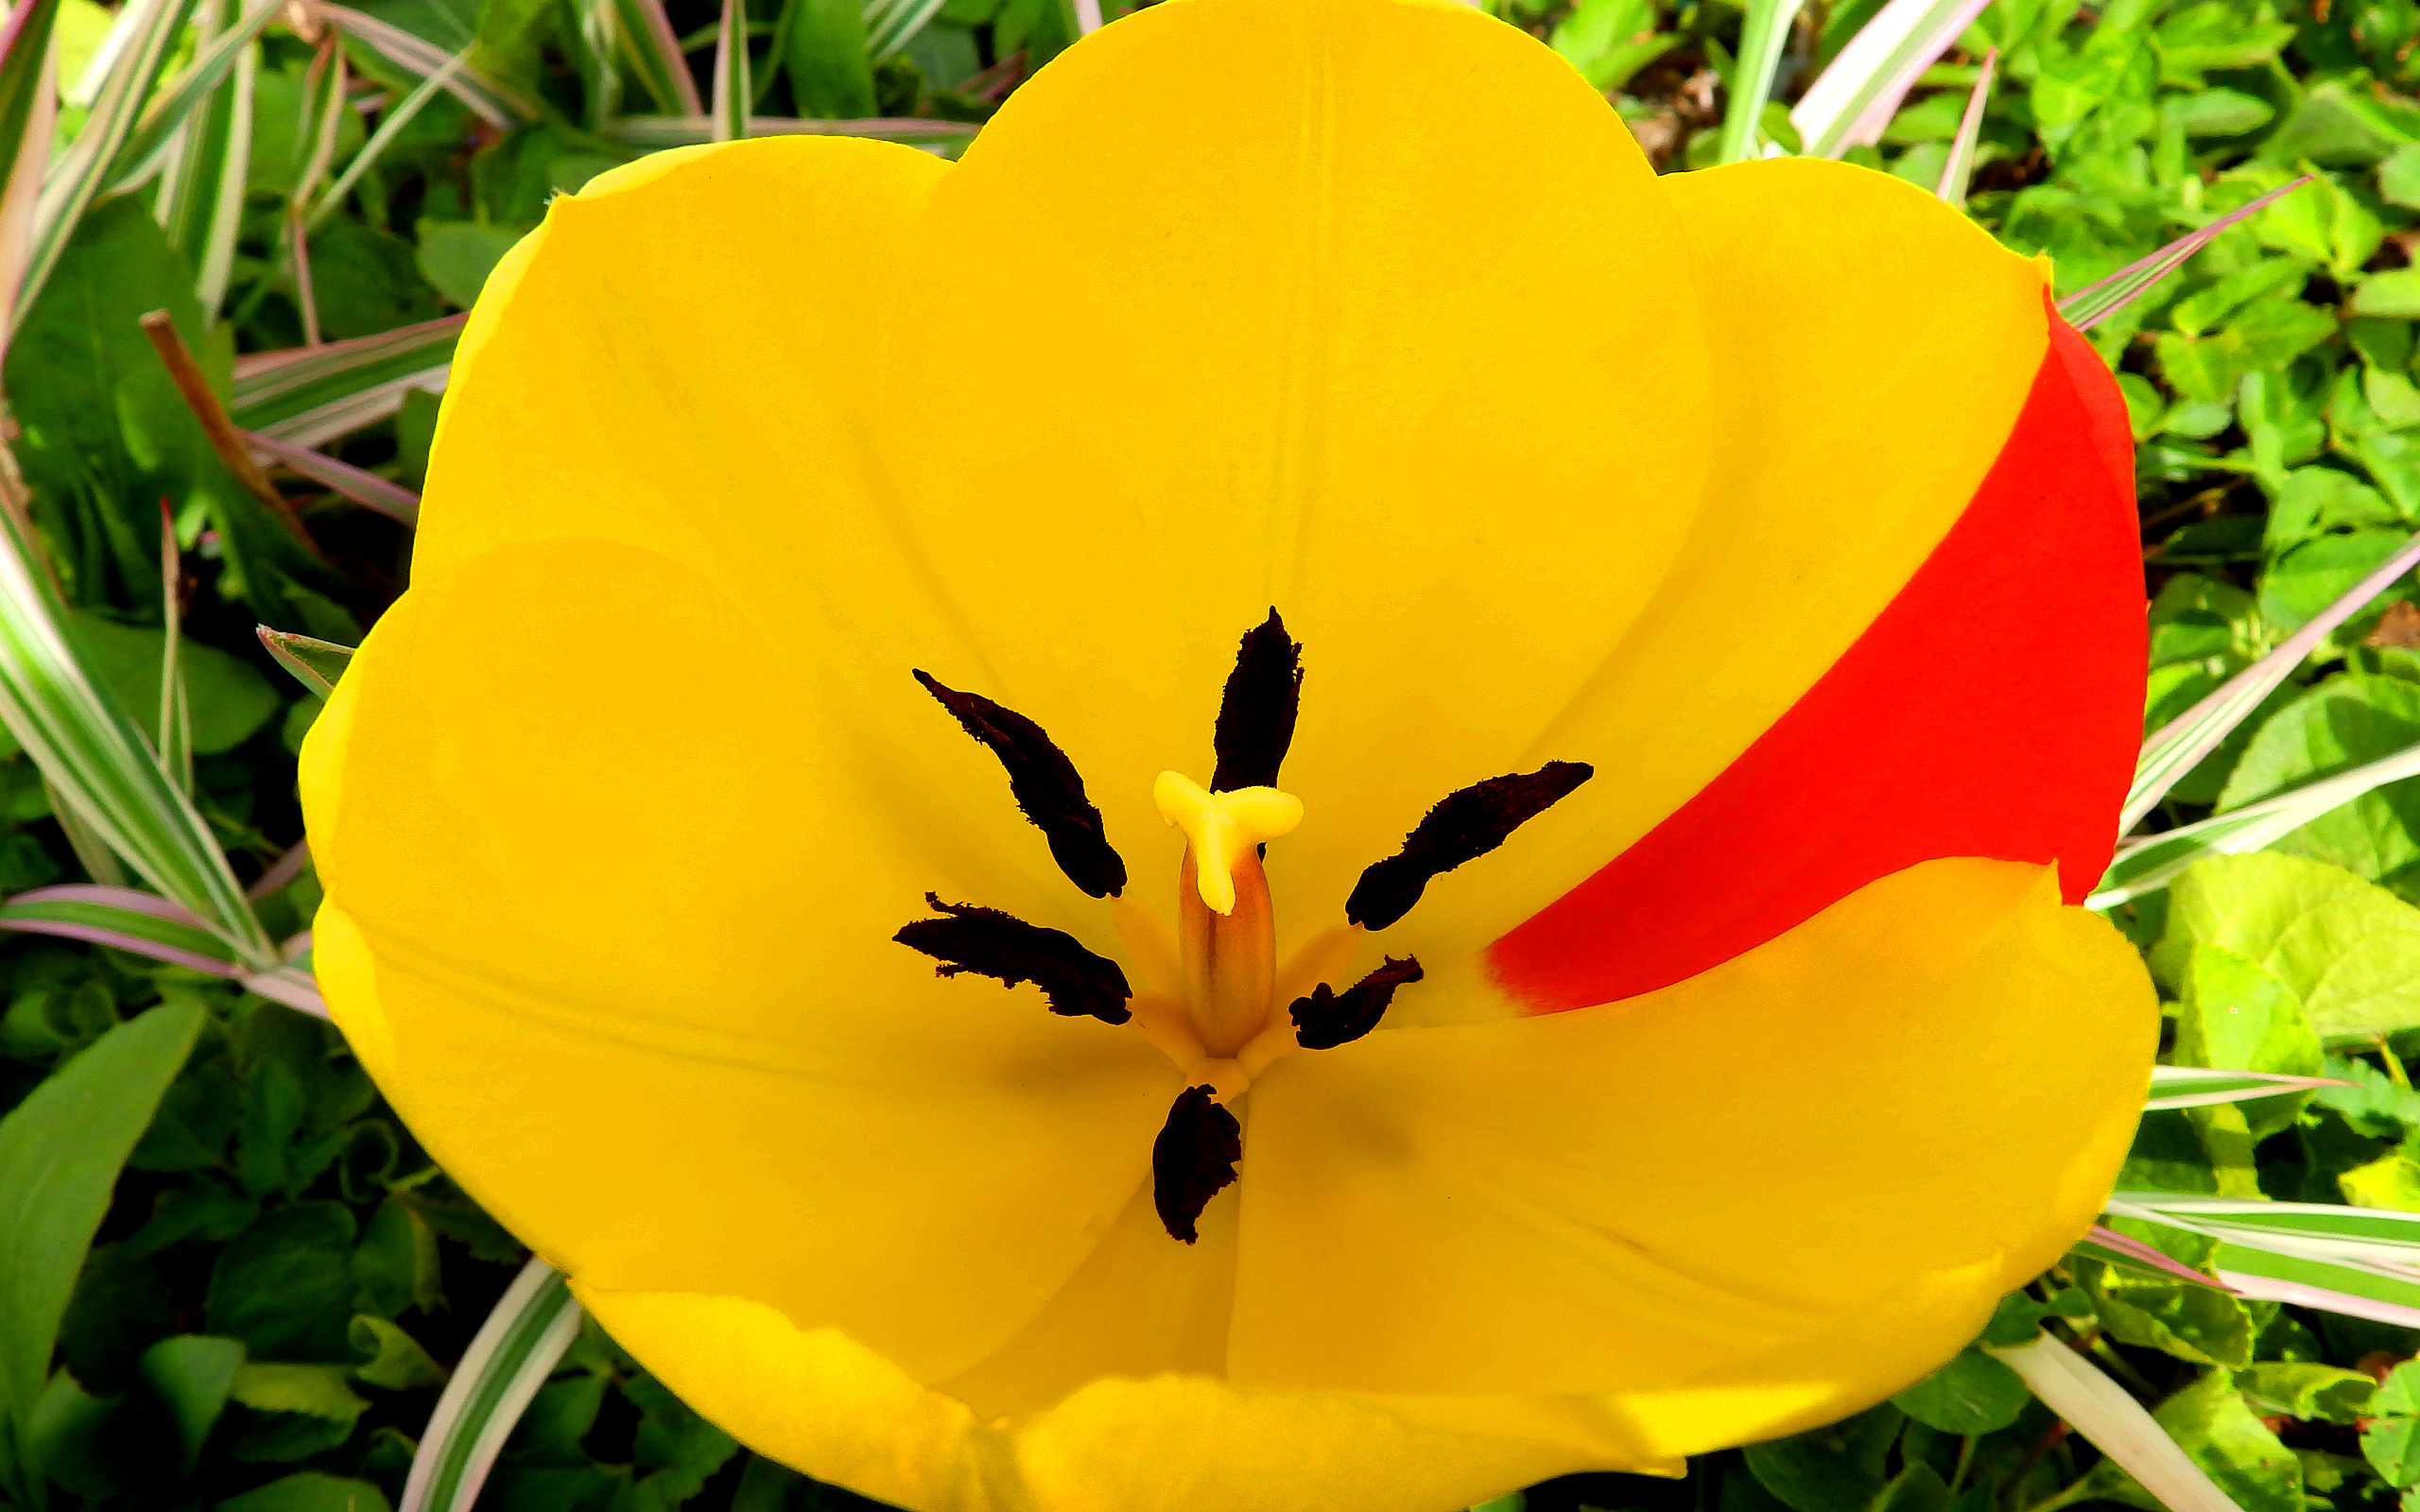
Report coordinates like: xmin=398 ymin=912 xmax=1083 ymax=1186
xmin=301 ymin=0 xmax=2158 ymax=1506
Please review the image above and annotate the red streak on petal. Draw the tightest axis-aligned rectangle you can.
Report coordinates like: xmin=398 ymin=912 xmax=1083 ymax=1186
xmin=1488 ymin=300 xmax=2142 ymax=1013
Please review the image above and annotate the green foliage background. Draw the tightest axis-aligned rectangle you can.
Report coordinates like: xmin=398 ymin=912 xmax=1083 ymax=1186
xmin=19 ymin=0 xmax=2420 ymax=1506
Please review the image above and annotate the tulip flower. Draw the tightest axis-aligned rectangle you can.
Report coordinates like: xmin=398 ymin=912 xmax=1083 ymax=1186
xmin=300 ymin=0 xmax=2158 ymax=1506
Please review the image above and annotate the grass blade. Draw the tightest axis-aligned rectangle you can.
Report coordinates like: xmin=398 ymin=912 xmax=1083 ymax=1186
xmin=247 ymin=432 xmax=422 ymax=524
xmin=139 ymin=311 xmax=323 ymax=555
xmin=603 ymin=112 xmax=976 ymax=148
xmin=104 ymin=0 xmax=281 ymax=196
xmin=2106 ymin=1193 xmax=2420 ymax=1269
xmin=157 ymin=504 xmax=190 ymax=794
xmin=0 ymin=0 xmax=63 ymax=349
xmin=0 ymin=885 xmax=244 ymax=973
xmin=1984 ymin=1333 xmax=2243 ymax=1512
xmin=1934 ymin=44 xmax=1993 ymax=203
xmin=257 ymin=627 xmax=355 ymax=696
xmin=2071 ymin=1224 xmax=2238 ymax=1291
xmin=2143 ymin=1066 xmax=2353 ymax=1109
xmin=712 ymin=0 xmax=750 ymax=142
xmin=400 ymin=1259 xmax=583 ymax=1512
xmin=2095 ymin=739 xmax=2420 ymax=905
xmin=863 ymin=0 xmax=948 ymax=59
xmin=1715 ymin=0 xmax=1806 ymax=164
xmin=613 ymin=0 xmax=701 ymax=112
xmin=305 ymin=46 xmax=474 ymax=229
xmin=2123 ymin=530 xmax=2420 ymax=830
xmin=0 ymin=1002 xmax=204 ymax=1509
xmin=232 ymin=315 xmax=463 ymax=438
xmin=0 ymin=462 xmax=276 ymax=968
xmin=2215 ymin=1247 xmax=2420 ymax=1331
xmin=1790 ymin=0 xmax=1991 ymax=158
xmin=2058 ymin=177 xmax=2313 ymax=332
xmin=309 ymin=2 xmax=536 ymax=126
xmin=17 ymin=0 xmax=201 ymax=339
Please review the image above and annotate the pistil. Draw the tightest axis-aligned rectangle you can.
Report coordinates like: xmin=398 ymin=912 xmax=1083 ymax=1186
xmin=1154 ymin=772 xmax=1302 ymax=1057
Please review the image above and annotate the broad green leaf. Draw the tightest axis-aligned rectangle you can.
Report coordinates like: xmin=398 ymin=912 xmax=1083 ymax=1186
xmin=2263 ymin=79 xmax=2420 ymax=167
xmin=2384 ymin=142 xmax=2420 ymax=210
xmin=205 ymin=1203 xmax=360 ymax=1363
xmin=1889 ymin=1347 xmax=2030 ymax=1434
xmin=2355 ymin=267 xmax=2420 ymax=318
xmin=2237 ymin=1362 xmax=2375 ymax=1423
xmin=2077 ymin=1257 xmax=2256 ymax=1366
xmin=2155 ymin=852 xmax=2420 ymax=1040
xmin=0 ymin=1004 xmax=202 ymax=1498
xmin=1740 ymin=1404 xmax=1900 ymax=1512
xmin=350 ymin=1314 xmax=444 ymax=1390
xmin=2340 ymin=1148 xmax=2420 ymax=1211
xmin=1549 ymin=0 xmax=1675 ymax=92
xmin=69 ymin=612 xmax=277 ymax=756
xmin=2220 ymin=675 xmax=2420 ymax=879
xmin=2174 ymin=945 xmax=2321 ymax=1143
xmin=139 ymin=1334 xmax=243 ymax=1473
xmin=414 ymin=221 xmax=526 ymax=309
xmin=217 ymin=1473 xmax=396 ymax=1512
xmin=229 ymin=1362 xmax=370 ymax=1420
xmin=782 ymin=0 xmax=875 ymax=116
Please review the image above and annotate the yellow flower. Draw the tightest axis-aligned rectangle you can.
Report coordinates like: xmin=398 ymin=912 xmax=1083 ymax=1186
xmin=300 ymin=0 xmax=2158 ymax=1507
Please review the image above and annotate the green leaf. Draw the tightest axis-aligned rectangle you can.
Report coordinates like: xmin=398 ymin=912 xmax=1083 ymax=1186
xmin=2264 ymin=80 xmax=2420 ymax=167
xmin=1740 ymin=1404 xmax=1901 ymax=1512
xmin=1866 ymin=1464 xmax=1948 ymax=1512
xmin=1890 ymin=1348 xmax=2031 ymax=1435
xmin=139 ymin=1334 xmax=244 ymax=1473
xmin=0 ymin=1003 xmax=201 ymax=1501
xmin=68 ymin=612 xmax=278 ymax=756
xmin=2175 ymin=945 xmax=2322 ymax=1143
xmin=347 ymin=1314 xmax=443 ymax=1390
xmin=215 ymin=1472 xmax=395 ymax=1512
xmin=2219 ymin=675 xmax=2420 ymax=880
xmin=2077 ymin=1257 xmax=2256 ymax=1366
xmin=2236 ymin=1361 xmax=2376 ymax=1423
xmin=414 ymin=220 xmax=527 ymax=309
xmin=2358 ymin=268 xmax=2420 ymax=320
xmin=205 ymin=1203 xmax=362 ymax=1364
xmin=2384 ymin=142 xmax=2420 ymax=210
xmin=228 ymin=1363 xmax=369 ymax=1420
xmin=784 ymin=0 xmax=875 ymax=116
xmin=2156 ymin=851 xmax=2420 ymax=1040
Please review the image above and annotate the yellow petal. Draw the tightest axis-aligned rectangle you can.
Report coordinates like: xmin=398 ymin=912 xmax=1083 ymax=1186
xmin=1229 ymin=858 xmax=2154 ymax=1396
xmin=873 ymin=0 xmax=1713 ymax=950
xmin=305 ymin=538 xmax=1181 ymax=1385
xmin=579 ymin=1284 xmax=1627 ymax=1512
xmin=1390 ymin=161 xmax=2054 ymax=1021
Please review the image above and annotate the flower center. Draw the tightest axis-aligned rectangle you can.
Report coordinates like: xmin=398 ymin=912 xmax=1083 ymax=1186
xmin=893 ymin=608 xmax=1594 ymax=1244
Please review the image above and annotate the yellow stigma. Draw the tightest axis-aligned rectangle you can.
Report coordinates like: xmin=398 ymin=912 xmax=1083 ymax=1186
xmin=1152 ymin=772 xmax=1304 ymax=915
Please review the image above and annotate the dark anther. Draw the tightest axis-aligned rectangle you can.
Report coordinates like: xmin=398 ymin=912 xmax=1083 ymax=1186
xmin=894 ymin=894 xmax=1132 ymax=1024
xmin=1152 ymin=1085 xmax=1241 ymax=1244
xmin=1345 ymin=762 xmax=1596 ymax=931
xmin=1210 ymin=609 xmax=1304 ymax=793
xmin=1289 ymin=956 xmax=1424 ymax=1050
xmin=913 ymin=670 xmax=1126 ymax=899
